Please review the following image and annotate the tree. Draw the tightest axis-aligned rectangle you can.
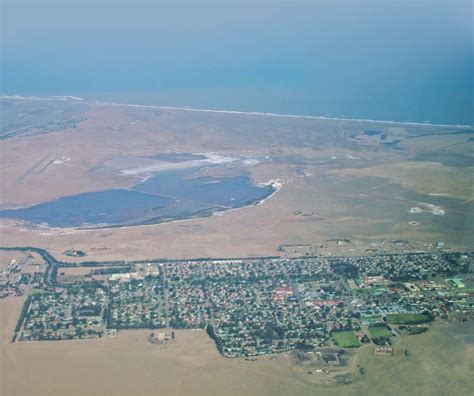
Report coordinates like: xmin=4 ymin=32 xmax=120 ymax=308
xmin=206 ymin=324 xmax=224 ymax=355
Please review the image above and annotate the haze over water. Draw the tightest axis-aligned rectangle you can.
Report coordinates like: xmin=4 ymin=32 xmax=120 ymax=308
xmin=2 ymin=1 xmax=473 ymax=125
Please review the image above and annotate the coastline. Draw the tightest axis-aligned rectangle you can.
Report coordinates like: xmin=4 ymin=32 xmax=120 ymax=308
xmin=2 ymin=94 xmax=472 ymax=129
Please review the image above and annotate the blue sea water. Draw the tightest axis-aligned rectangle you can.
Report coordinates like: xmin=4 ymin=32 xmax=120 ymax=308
xmin=1 ymin=1 xmax=472 ymax=125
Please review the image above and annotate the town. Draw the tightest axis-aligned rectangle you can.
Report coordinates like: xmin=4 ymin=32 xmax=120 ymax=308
xmin=2 ymin=248 xmax=472 ymax=358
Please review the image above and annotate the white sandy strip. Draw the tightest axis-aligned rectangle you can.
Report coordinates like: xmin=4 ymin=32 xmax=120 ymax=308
xmin=409 ymin=202 xmax=445 ymax=216
xmin=2 ymin=94 xmax=471 ymax=128
xmin=121 ymin=153 xmax=239 ymax=176
xmin=1 ymin=94 xmax=85 ymax=101
xmin=95 ymin=101 xmax=472 ymax=128
xmin=256 ymin=179 xmax=283 ymax=207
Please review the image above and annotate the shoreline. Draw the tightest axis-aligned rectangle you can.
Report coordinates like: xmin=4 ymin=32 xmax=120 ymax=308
xmin=2 ymin=94 xmax=472 ymax=129
xmin=0 ymin=179 xmax=280 ymax=234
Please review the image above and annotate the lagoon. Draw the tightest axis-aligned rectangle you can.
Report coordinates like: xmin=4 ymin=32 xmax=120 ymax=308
xmin=0 ymin=170 xmax=274 ymax=228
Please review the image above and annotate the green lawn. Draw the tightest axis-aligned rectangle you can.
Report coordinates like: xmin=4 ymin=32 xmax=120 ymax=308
xmin=368 ymin=324 xmax=392 ymax=339
xmin=58 ymin=274 xmax=86 ymax=283
xmin=29 ymin=288 xmax=46 ymax=296
xmin=408 ymin=326 xmax=429 ymax=335
xmin=332 ymin=331 xmax=361 ymax=348
xmin=386 ymin=313 xmax=432 ymax=325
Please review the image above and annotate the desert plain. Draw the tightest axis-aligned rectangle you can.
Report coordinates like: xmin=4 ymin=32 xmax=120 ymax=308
xmin=0 ymin=96 xmax=473 ymax=395
xmin=0 ymin=96 xmax=472 ymax=261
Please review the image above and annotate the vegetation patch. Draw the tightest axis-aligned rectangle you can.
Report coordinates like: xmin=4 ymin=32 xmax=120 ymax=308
xmin=332 ymin=331 xmax=361 ymax=348
xmin=368 ymin=324 xmax=392 ymax=339
xmin=64 ymin=249 xmax=86 ymax=257
xmin=386 ymin=313 xmax=433 ymax=325
xmin=408 ymin=326 xmax=429 ymax=335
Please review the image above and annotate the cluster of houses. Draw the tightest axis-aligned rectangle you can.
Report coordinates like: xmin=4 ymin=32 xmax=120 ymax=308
xmin=11 ymin=252 xmax=472 ymax=357
xmin=21 ymin=285 xmax=107 ymax=341
xmin=0 ymin=258 xmax=45 ymax=299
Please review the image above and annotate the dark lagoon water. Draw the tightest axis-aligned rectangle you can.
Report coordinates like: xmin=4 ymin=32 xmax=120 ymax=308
xmin=134 ymin=168 xmax=273 ymax=208
xmin=0 ymin=170 xmax=274 ymax=228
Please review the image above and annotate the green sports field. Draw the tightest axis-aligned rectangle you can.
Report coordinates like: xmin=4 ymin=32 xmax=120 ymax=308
xmin=332 ymin=331 xmax=361 ymax=348
xmin=368 ymin=324 xmax=392 ymax=339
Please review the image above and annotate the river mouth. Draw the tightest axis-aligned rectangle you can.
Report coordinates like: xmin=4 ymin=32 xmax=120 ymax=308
xmin=0 ymin=152 xmax=276 ymax=228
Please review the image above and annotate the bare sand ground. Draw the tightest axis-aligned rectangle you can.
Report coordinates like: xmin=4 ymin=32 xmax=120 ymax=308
xmin=0 ymin=251 xmax=25 ymax=270
xmin=1 ymin=165 xmax=472 ymax=262
xmin=1 ymin=103 xmax=473 ymax=262
xmin=0 ymin=251 xmax=45 ymax=274
xmin=1 ymin=101 xmax=473 ymax=393
xmin=1 ymin=297 xmax=472 ymax=396
xmin=0 ymin=297 xmax=317 ymax=396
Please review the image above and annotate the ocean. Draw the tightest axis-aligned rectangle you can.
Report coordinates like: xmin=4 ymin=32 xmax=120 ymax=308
xmin=1 ymin=1 xmax=472 ymax=125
